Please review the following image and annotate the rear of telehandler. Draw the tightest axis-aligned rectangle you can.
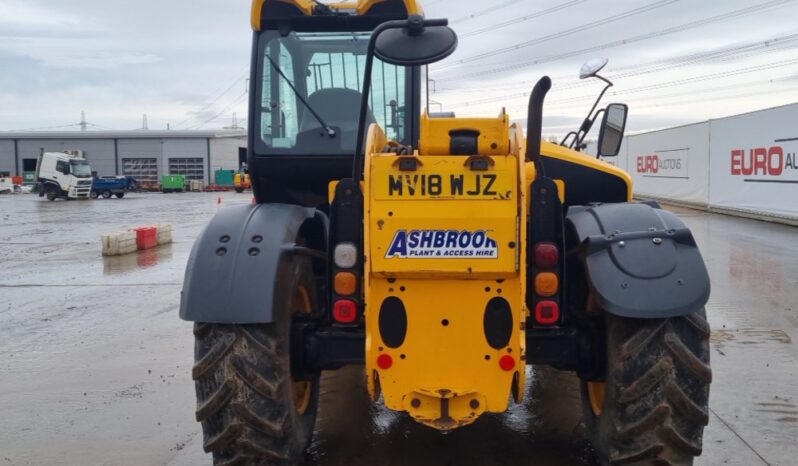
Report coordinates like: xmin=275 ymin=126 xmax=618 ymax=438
xmin=180 ymin=1 xmax=712 ymax=465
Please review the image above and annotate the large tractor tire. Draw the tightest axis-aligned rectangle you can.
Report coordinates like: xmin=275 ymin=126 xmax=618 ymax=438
xmin=581 ymin=310 xmax=711 ymax=466
xmin=192 ymin=260 xmax=319 ymax=465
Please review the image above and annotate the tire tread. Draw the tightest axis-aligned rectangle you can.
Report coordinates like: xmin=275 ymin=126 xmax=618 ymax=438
xmin=585 ymin=310 xmax=712 ymax=466
xmin=193 ymin=324 xmax=312 ymax=465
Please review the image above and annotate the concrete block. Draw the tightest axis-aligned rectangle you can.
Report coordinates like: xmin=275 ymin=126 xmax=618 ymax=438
xmin=156 ymin=224 xmax=173 ymax=246
xmin=102 ymin=230 xmax=138 ymax=256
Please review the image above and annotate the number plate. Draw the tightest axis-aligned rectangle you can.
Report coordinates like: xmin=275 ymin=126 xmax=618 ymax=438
xmin=374 ymin=171 xmax=514 ymax=200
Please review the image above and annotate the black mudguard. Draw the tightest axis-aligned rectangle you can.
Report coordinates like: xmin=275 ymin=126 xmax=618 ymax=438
xmin=180 ymin=203 xmax=317 ymax=323
xmin=566 ymin=202 xmax=710 ymax=318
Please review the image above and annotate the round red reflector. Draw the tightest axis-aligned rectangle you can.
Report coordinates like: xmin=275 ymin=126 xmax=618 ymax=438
xmin=333 ymin=299 xmax=357 ymax=323
xmin=534 ymin=243 xmax=560 ymax=269
xmin=499 ymin=355 xmax=515 ymax=371
xmin=377 ymin=353 xmax=393 ymax=370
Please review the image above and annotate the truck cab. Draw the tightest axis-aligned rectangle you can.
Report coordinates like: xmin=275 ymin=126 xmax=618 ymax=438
xmin=35 ymin=152 xmax=93 ymax=200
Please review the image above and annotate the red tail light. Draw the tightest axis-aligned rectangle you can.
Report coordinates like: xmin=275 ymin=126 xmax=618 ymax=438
xmin=333 ymin=299 xmax=357 ymax=323
xmin=534 ymin=242 xmax=559 ymax=269
xmin=534 ymin=301 xmax=560 ymax=325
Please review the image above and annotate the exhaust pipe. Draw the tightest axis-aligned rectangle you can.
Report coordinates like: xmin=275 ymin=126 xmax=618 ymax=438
xmin=525 ymin=76 xmax=552 ymax=169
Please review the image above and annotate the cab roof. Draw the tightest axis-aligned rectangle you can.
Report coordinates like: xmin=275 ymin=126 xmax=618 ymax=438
xmin=251 ymin=0 xmax=423 ymax=31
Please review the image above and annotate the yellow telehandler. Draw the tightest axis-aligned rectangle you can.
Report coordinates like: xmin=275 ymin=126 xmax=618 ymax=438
xmin=181 ymin=1 xmax=711 ymax=464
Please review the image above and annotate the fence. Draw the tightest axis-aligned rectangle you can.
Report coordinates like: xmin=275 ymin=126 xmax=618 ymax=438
xmin=608 ymin=102 xmax=798 ymax=224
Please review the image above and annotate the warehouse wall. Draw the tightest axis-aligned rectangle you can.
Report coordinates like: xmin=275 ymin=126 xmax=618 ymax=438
xmin=17 ymin=139 xmax=116 ymax=176
xmin=163 ymin=138 xmax=210 ymax=183
xmin=117 ymin=138 xmax=212 ymax=184
xmin=210 ymin=137 xmax=246 ymax=182
xmin=117 ymin=139 xmax=164 ymax=186
xmin=0 ymin=133 xmax=244 ymax=184
xmin=0 ymin=140 xmax=15 ymax=175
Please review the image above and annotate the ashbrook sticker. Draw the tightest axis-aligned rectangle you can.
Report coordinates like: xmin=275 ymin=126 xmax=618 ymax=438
xmin=385 ymin=230 xmax=499 ymax=259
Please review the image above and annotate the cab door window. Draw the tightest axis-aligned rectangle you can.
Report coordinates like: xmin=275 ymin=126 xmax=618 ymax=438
xmin=56 ymin=160 xmax=69 ymax=174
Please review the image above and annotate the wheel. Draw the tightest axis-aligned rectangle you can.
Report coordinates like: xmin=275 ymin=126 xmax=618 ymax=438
xmin=235 ymin=187 xmax=244 ymax=194
xmin=192 ymin=259 xmax=319 ymax=465
xmin=101 ymin=190 xmax=112 ymax=199
xmin=46 ymin=187 xmax=57 ymax=201
xmin=115 ymin=193 xmax=125 ymax=199
xmin=90 ymin=191 xmax=99 ymax=199
xmin=581 ymin=310 xmax=711 ymax=466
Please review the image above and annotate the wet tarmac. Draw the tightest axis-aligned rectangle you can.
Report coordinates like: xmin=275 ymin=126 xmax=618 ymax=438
xmin=0 ymin=193 xmax=796 ymax=466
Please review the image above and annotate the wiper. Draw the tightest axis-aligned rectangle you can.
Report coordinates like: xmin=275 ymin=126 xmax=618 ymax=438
xmin=311 ymin=0 xmax=335 ymax=15
xmin=265 ymin=55 xmax=336 ymax=138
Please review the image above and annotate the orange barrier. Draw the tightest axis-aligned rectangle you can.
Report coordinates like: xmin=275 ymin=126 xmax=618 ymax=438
xmin=134 ymin=227 xmax=158 ymax=250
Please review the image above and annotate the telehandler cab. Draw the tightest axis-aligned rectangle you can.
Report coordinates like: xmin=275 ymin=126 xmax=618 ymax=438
xmin=180 ymin=1 xmax=712 ymax=464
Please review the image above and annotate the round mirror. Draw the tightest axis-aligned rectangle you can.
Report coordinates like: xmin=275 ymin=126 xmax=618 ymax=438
xmin=375 ymin=23 xmax=458 ymax=67
xmin=580 ymin=57 xmax=609 ymax=80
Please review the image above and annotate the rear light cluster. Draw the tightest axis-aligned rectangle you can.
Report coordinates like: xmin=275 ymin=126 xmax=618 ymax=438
xmin=533 ymin=242 xmax=560 ymax=325
xmin=332 ymin=242 xmax=360 ymax=324
xmin=329 ymin=179 xmax=363 ymax=326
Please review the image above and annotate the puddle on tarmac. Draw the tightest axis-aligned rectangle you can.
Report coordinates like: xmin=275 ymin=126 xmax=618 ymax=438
xmin=102 ymin=245 xmax=173 ymax=275
xmin=711 ymin=327 xmax=792 ymax=349
xmin=308 ymin=366 xmax=598 ymax=466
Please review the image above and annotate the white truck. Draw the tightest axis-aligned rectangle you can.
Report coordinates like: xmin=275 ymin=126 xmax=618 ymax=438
xmin=0 ymin=174 xmax=17 ymax=194
xmin=35 ymin=151 xmax=93 ymax=200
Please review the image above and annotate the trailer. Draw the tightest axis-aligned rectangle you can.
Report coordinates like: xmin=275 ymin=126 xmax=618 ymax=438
xmin=91 ymin=177 xmax=129 ymax=199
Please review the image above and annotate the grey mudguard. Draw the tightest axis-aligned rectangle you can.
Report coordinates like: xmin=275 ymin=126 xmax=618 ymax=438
xmin=566 ymin=202 xmax=710 ymax=318
xmin=180 ymin=203 xmax=316 ymax=323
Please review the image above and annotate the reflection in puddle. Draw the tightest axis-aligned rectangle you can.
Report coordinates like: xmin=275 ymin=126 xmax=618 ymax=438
xmin=308 ymin=365 xmax=597 ymax=466
xmin=729 ymin=247 xmax=783 ymax=296
xmin=102 ymin=245 xmax=173 ymax=275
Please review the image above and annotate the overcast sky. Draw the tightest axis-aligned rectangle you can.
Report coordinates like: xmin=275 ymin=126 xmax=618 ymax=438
xmin=1 ymin=0 xmax=797 ymax=138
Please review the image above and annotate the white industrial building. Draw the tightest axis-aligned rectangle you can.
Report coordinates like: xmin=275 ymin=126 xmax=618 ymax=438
xmin=0 ymin=130 xmax=247 ymax=185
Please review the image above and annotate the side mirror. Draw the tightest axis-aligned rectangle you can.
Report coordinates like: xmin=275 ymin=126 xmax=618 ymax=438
xmin=374 ymin=16 xmax=458 ymax=66
xmin=597 ymin=103 xmax=628 ymax=157
xmin=579 ymin=57 xmax=609 ymax=80
xmin=353 ymin=15 xmax=456 ymax=182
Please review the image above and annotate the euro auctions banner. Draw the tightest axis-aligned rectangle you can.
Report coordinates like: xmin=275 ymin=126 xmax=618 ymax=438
xmin=709 ymin=103 xmax=798 ymax=219
xmin=624 ymin=122 xmax=711 ymax=206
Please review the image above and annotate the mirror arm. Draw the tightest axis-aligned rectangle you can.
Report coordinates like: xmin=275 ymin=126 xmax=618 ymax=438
xmin=560 ymin=131 xmax=578 ymax=147
xmin=575 ymin=75 xmax=613 ymax=150
xmin=352 ymin=17 xmax=450 ymax=186
xmin=352 ymin=22 xmax=389 ymax=183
